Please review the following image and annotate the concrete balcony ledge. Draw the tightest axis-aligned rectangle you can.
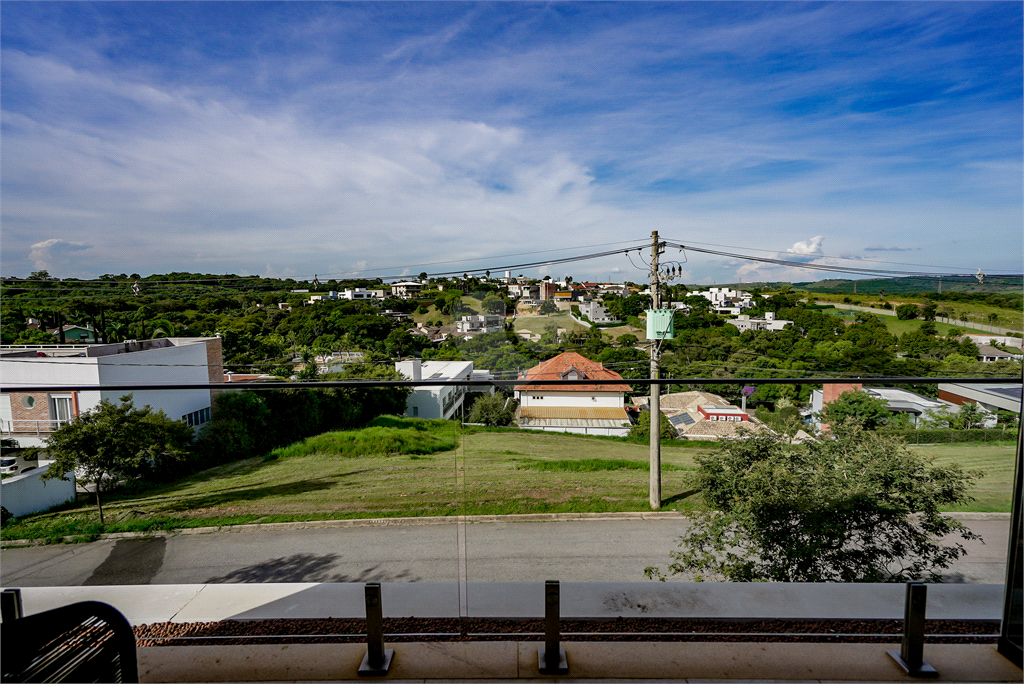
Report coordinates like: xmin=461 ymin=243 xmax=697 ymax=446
xmin=137 ymin=642 xmax=1021 ymax=682
xmin=8 ymin=582 xmax=1005 ymax=625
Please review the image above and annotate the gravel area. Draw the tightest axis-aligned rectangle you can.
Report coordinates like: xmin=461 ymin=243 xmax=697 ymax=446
xmin=135 ymin=618 xmax=1000 ymax=647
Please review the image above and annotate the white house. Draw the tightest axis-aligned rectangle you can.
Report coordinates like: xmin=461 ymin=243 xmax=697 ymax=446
xmin=390 ymin=282 xmax=423 ymax=299
xmin=730 ymin=311 xmax=792 ymax=333
xmin=688 ymin=287 xmax=754 ymax=314
xmin=341 ymin=288 xmax=385 ymax=301
xmin=514 ymin=352 xmax=631 ymax=436
xmin=394 ymin=358 xmax=475 ymax=420
xmin=578 ymin=301 xmax=619 ymax=324
xmin=0 ymin=337 xmax=223 ymax=447
xmin=456 ymin=314 xmax=503 ymax=334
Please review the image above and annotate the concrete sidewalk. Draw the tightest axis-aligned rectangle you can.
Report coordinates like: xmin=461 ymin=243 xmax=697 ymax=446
xmin=6 ymin=582 xmax=1006 ymax=626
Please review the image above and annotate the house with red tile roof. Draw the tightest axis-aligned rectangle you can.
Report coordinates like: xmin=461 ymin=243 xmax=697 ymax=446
xmin=513 ymin=351 xmax=632 ymax=436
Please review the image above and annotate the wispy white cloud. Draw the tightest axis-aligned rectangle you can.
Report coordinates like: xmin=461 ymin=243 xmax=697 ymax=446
xmin=0 ymin=3 xmax=1019 ymax=281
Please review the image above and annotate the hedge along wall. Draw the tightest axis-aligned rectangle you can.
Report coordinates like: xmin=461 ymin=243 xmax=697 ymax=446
xmin=880 ymin=428 xmax=1017 ymax=444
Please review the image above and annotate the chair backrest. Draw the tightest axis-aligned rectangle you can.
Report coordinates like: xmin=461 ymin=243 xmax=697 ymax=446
xmin=1 ymin=600 xmax=138 ymax=683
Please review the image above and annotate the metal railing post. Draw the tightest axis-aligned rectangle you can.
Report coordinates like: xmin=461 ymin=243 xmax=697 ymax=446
xmin=887 ymin=582 xmax=937 ymax=678
xmin=538 ymin=580 xmax=568 ymax=674
xmin=1 ymin=589 xmax=23 ymax=622
xmin=358 ymin=582 xmax=393 ymax=676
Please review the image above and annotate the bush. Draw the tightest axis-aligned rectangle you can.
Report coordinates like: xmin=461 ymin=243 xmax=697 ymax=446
xmin=269 ymin=417 xmax=456 ymax=459
xmin=467 ymin=393 xmax=517 ymax=426
xmin=629 ymin=410 xmax=675 ymax=440
xmin=647 ymin=421 xmax=979 ymax=582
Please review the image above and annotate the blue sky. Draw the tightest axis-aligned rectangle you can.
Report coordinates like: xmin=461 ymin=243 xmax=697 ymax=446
xmin=2 ymin=2 xmax=1021 ymax=284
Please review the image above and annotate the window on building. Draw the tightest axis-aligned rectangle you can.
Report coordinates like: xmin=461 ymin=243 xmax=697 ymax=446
xmin=182 ymin=407 xmax=212 ymax=428
xmin=49 ymin=395 xmax=73 ymax=425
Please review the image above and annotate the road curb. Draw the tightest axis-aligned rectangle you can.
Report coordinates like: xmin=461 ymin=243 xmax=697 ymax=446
xmin=0 ymin=510 xmax=1008 ymax=548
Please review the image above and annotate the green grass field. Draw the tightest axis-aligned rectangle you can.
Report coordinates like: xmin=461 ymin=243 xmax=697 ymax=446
xmin=909 ymin=442 xmax=1019 ymax=512
xmin=875 ymin=316 xmax=992 ymax=338
xmin=2 ymin=423 xmax=1013 ymax=543
xmin=512 ymin=314 xmax=584 ymax=334
xmin=811 ymin=293 xmax=1022 ymax=332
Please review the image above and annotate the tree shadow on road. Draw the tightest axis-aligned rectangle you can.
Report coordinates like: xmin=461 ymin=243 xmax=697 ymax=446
xmin=206 ymin=553 xmax=421 ymax=583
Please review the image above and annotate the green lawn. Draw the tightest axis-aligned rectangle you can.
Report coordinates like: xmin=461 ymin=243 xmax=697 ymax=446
xmin=2 ymin=427 xmax=1011 ymax=543
xmin=1 ymin=427 xmax=709 ymax=542
xmin=513 ymin=314 xmax=584 ymax=334
xmin=812 ymin=293 xmax=1022 ymax=332
xmin=909 ymin=442 xmax=1018 ymax=512
xmin=876 ymin=316 xmax=992 ymax=337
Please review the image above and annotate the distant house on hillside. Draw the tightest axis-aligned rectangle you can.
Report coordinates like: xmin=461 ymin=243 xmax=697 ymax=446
xmin=730 ymin=312 xmax=791 ymax=333
xmin=49 ymin=324 xmax=97 ymax=343
xmin=514 ymin=351 xmax=631 ymax=436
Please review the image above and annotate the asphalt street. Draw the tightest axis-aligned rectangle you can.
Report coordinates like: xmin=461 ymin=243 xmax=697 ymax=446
xmin=1 ymin=517 xmax=1010 ymax=587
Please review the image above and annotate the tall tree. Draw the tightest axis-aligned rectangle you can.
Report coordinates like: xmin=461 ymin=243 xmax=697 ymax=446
xmin=41 ymin=396 xmax=194 ymax=524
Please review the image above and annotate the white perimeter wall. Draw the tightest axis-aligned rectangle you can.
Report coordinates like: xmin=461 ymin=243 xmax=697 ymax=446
xmin=517 ymin=392 xmax=624 ymax=408
xmin=521 ymin=425 xmax=630 ymax=437
xmin=97 ymin=342 xmax=212 ymax=422
xmin=1 ymin=463 xmax=76 ymax=517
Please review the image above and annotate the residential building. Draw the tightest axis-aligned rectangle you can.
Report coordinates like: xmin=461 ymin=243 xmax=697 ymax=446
xmin=507 ymin=283 xmax=539 ymax=300
xmin=977 ymin=345 xmax=1023 ymax=363
xmin=341 ymin=288 xmax=385 ymax=301
xmin=0 ymin=337 xmax=223 ymax=447
xmin=730 ymin=311 xmax=792 ymax=333
xmin=49 ymin=324 xmax=97 ymax=343
xmin=394 ymin=358 xmax=475 ymax=420
xmin=962 ymin=334 xmax=1023 ymax=350
xmin=514 ymin=352 xmax=631 ymax=436
xmin=811 ymin=383 xmax=960 ymax=429
xmin=390 ymin=281 xmax=423 ymax=299
xmin=632 ymin=390 xmax=769 ymax=440
xmin=938 ymin=382 xmax=1022 ymax=417
xmin=410 ymin=323 xmax=455 ymax=343
xmin=578 ymin=301 xmax=619 ymax=324
xmin=688 ymin=287 xmax=755 ymax=312
xmin=539 ymin=281 xmax=558 ymax=301
xmin=456 ymin=314 xmax=503 ymax=335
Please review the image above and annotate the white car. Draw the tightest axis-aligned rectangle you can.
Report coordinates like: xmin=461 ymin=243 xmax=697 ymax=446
xmin=1 ymin=453 xmax=39 ymax=476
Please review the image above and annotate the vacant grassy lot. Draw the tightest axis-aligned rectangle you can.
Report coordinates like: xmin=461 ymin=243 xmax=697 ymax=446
xmin=909 ymin=442 xmax=1018 ymax=512
xmin=2 ymin=424 xmax=1012 ymax=543
xmin=0 ymin=424 xmax=708 ymax=542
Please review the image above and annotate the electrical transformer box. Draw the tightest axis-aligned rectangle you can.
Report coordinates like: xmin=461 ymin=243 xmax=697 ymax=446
xmin=645 ymin=309 xmax=675 ymax=340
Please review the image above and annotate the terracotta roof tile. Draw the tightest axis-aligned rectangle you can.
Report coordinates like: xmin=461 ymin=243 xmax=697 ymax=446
xmin=515 ymin=351 xmax=630 ymax=393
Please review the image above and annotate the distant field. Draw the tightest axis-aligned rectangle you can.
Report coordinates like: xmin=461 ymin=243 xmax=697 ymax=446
xmin=512 ymin=314 xmax=584 ymax=334
xmin=411 ymin=296 xmax=484 ymax=325
xmin=812 ymin=293 xmax=1022 ymax=332
xmin=874 ymin=316 xmax=992 ymax=337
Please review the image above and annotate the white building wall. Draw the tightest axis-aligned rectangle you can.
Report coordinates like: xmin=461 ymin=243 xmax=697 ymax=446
xmin=520 ymin=425 xmax=629 ymax=437
xmin=0 ymin=463 xmax=76 ymax=517
xmin=97 ymin=342 xmax=212 ymax=422
xmin=517 ymin=392 xmax=624 ymax=408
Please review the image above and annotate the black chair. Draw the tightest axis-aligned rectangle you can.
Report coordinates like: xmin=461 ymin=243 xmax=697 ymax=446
xmin=1 ymin=600 xmax=138 ymax=683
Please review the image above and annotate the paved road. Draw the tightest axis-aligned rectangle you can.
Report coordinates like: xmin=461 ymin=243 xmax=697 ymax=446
xmin=1 ymin=518 xmax=1010 ymax=587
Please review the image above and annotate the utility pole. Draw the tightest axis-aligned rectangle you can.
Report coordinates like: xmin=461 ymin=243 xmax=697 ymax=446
xmin=649 ymin=230 xmax=663 ymax=510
